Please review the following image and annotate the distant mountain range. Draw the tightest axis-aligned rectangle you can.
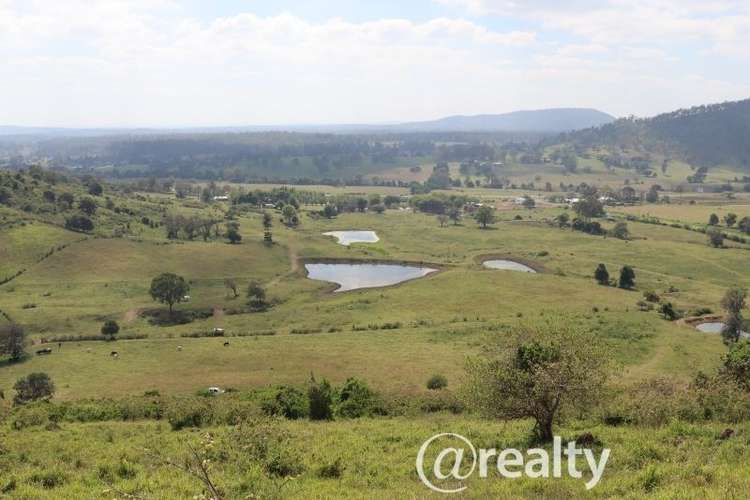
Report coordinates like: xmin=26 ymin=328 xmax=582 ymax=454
xmin=561 ymin=98 xmax=750 ymax=168
xmin=393 ymin=108 xmax=615 ymax=132
xmin=0 ymin=108 xmax=615 ymax=138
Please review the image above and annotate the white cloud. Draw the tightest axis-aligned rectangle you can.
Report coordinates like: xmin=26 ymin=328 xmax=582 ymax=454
xmin=0 ymin=1 xmax=748 ymax=126
xmin=438 ymin=0 xmax=750 ymax=48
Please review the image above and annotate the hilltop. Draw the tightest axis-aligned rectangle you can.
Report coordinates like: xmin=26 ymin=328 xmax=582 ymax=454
xmin=560 ymin=98 xmax=750 ymax=169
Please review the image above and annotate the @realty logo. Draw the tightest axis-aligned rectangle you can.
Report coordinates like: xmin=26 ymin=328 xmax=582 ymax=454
xmin=416 ymin=433 xmax=610 ymax=493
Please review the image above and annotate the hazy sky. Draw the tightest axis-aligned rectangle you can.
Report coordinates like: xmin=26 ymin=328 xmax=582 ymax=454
xmin=2 ymin=0 xmax=749 ymax=127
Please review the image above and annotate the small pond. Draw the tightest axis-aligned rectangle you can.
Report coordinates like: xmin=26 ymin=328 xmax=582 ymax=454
xmin=323 ymin=230 xmax=379 ymax=246
xmin=695 ymin=322 xmax=749 ymax=338
xmin=305 ymin=263 xmax=437 ymax=292
xmin=482 ymin=259 xmax=537 ymax=273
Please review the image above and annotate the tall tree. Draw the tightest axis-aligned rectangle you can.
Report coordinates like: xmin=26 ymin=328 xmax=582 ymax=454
xmin=262 ymin=212 xmax=273 ymax=243
xmin=0 ymin=323 xmax=26 ymax=362
xmin=474 ymin=205 xmax=496 ymax=229
xmin=149 ymin=273 xmax=190 ymax=315
xmin=465 ymin=318 xmax=613 ymax=441
xmin=721 ymin=287 xmax=747 ymax=344
xmin=724 ymin=213 xmax=738 ymax=227
xmin=594 ymin=264 xmax=610 ymax=285
xmin=618 ymin=266 xmax=636 ymax=289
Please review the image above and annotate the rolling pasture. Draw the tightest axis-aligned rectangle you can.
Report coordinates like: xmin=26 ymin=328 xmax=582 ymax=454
xmin=1 ymin=203 xmax=744 ymax=399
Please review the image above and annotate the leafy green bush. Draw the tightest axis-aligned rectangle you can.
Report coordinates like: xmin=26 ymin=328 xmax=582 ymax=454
xmin=166 ymin=397 xmax=213 ymax=430
xmin=308 ymin=377 xmax=333 ymax=421
xmin=336 ymin=378 xmax=378 ymax=418
xmin=260 ymin=386 xmax=308 ymax=420
xmin=426 ymin=374 xmax=448 ymax=390
xmin=317 ymin=459 xmax=345 ymax=479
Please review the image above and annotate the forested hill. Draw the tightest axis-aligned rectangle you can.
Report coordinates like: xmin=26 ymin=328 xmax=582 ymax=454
xmin=560 ymin=98 xmax=750 ymax=169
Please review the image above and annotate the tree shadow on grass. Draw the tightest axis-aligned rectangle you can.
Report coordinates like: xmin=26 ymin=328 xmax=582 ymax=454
xmin=141 ymin=308 xmax=213 ymax=326
xmin=0 ymin=353 xmax=31 ymax=369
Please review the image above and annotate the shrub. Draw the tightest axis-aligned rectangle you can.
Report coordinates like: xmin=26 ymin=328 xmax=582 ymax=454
xmin=260 ymin=386 xmax=308 ymax=419
xmin=64 ymin=215 xmax=94 ymax=232
xmin=619 ymin=266 xmax=636 ymax=289
xmin=707 ymin=228 xmax=725 ymax=248
xmin=265 ymin=451 xmax=305 ymax=478
xmin=29 ymin=470 xmax=67 ymax=489
xmin=308 ymin=376 xmax=333 ymax=421
xmin=13 ymin=373 xmax=55 ymax=405
xmin=611 ymin=221 xmax=630 ymax=240
xmin=659 ymin=302 xmax=680 ymax=320
xmin=336 ymin=378 xmax=377 ymax=418
xmin=721 ymin=340 xmax=750 ymax=390
xmin=426 ymin=374 xmax=448 ymax=390
xmin=166 ymin=398 xmax=212 ymax=430
xmin=594 ymin=264 xmax=609 ymax=285
xmin=101 ymin=320 xmax=120 ymax=337
xmin=317 ymin=459 xmax=345 ymax=479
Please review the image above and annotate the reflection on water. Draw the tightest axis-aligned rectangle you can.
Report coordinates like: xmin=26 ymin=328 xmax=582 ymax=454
xmin=482 ymin=259 xmax=536 ymax=273
xmin=695 ymin=322 xmax=749 ymax=338
xmin=305 ymin=263 xmax=436 ymax=292
xmin=323 ymin=230 xmax=379 ymax=246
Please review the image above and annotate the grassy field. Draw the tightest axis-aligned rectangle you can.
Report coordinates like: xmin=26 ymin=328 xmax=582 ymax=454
xmin=2 ymin=165 xmax=750 ymax=498
xmin=1 ymin=206 xmax=743 ymax=399
xmin=1 ymin=416 xmax=749 ymax=499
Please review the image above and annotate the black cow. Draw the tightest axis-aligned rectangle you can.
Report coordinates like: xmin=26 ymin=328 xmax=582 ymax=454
xmin=36 ymin=348 xmax=53 ymax=355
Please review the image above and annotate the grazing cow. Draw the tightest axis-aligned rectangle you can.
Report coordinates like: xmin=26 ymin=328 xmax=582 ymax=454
xmin=223 ymin=341 xmax=230 ymax=347
xmin=177 ymin=345 xmax=183 ymax=351
xmin=110 ymin=351 xmax=119 ymax=358
xmin=36 ymin=348 xmax=53 ymax=355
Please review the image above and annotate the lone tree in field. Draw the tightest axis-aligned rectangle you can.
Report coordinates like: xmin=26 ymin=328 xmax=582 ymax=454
xmin=262 ymin=212 xmax=273 ymax=244
xmin=322 ymin=204 xmax=338 ymax=219
xmin=225 ymin=221 xmax=242 ymax=244
xmin=0 ymin=323 xmax=26 ymax=362
xmin=721 ymin=287 xmax=747 ymax=344
xmin=474 ymin=205 xmax=496 ymax=229
xmin=618 ymin=265 xmax=636 ymax=289
xmin=448 ymin=207 xmax=462 ymax=225
xmin=555 ymin=212 xmax=570 ymax=227
xmin=709 ymin=213 xmax=720 ymax=226
xmin=611 ymin=221 xmax=630 ymax=240
xmin=246 ymin=281 xmax=268 ymax=311
xmin=594 ymin=264 xmax=609 ymax=286
xmin=149 ymin=273 xmax=190 ymax=315
xmin=101 ymin=320 xmax=120 ymax=339
xmin=573 ymin=196 xmax=604 ymax=220
xmin=465 ymin=318 xmax=613 ymax=442
xmin=282 ymin=205 xmax=299 ymax=227
xmin=13 ymin=372 xmax=55 ymax=405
